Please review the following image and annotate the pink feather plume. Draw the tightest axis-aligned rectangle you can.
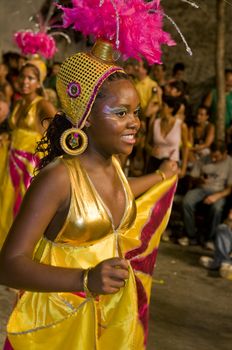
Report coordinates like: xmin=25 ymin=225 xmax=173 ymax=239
xmin=14 ymin=31 xmax=57 ymax=59
xmin=58 ymin=0 xmax=175 ymax=64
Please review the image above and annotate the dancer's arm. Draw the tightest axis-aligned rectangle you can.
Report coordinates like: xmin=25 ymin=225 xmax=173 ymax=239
xmin=128 ymin=159 xmax=178 ymax=198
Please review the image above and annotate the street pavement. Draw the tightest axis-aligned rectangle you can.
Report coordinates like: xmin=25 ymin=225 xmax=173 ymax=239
xmin=1 ymin=242 xmax=232 ymax=349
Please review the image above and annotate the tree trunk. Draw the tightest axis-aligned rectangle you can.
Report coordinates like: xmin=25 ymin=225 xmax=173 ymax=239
xmin=216 ymin=0 xmax=226 ymax=141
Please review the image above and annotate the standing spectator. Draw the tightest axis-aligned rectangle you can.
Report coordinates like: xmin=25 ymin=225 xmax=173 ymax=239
xmin=123 ymin=58 xmax=137 ymax=80
xmin=134 ymin=58 xmax=162 ymax=118
xmin=129 ymin=59 xmax=162 ymax=175
xmin=180 ymin=142 xmax=232 ymax=247
xmin=151 ymin=63 xmax=167 ymax=91
xmin=204 ymin=69 xmax=232 ymax=129
xmin=169 ymin=62 xmax=189 ymax=97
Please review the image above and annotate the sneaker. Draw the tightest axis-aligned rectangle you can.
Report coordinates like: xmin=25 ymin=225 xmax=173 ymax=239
xmin=178 ymin=236 xmax=198 ymax=246
xmin=178 ymin=236 xmax=189 ymax=246
xmin=220 ymin=263 xmax=232 ymax=280
xmin=161 ymin=229 xmax=171 ymax=242
xmin=199 ymin=256 xmax=214 ymax=269
xmin=204 ymin=241 xmax=215 ymax=251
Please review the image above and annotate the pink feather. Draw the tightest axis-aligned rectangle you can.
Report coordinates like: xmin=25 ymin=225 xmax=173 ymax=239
xmin=14 ymin=31 xmax=57 ymax=59
xmin=58 ymin=0 xmax=175 ymax=64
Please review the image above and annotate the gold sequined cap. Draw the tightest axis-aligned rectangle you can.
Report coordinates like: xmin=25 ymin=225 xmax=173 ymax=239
xmin=56 ymin=40 xmax=125 ymax=128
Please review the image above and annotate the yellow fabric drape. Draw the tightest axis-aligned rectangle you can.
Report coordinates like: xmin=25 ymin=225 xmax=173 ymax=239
xmin=7 ymin=173 xmax=177 ymax=350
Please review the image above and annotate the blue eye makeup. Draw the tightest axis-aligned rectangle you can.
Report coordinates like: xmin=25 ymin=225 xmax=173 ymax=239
xmin=103 ymin=106 xmax=127 ymax=116
xmin=103 ymin=105 xmax=141 ymax=118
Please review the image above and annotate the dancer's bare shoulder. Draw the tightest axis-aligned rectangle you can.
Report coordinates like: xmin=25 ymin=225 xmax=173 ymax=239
xmin=31 ymin=158 xmax=70 ymax=205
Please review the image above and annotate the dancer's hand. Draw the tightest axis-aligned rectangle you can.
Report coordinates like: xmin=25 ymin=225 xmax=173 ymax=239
xmin=87 ymin=258 xmax=129 ymax=295
xmin=159 ymin=160 xmax=178 ymax=179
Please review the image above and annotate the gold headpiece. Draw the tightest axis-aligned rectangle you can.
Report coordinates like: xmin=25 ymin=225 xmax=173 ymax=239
xmin=56 ymin=40 xmax=125 ymax=155
xmin=27 ymin=55 xmax=47 ymax=83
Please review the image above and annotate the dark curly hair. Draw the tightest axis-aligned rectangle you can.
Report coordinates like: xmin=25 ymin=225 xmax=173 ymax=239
xmin=36 ymin=71 xmax=130 ymax=171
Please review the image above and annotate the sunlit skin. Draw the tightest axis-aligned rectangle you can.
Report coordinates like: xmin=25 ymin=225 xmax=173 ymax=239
xmin=0 ymin=78 xmax=177 ymax=296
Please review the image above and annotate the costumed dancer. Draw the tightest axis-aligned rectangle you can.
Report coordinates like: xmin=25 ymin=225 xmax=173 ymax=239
xmin=0 ymin=1 xmax=178 ymax=349
xmin=0 ymin=57 xmax=57 ymax=248
xmin=0 ymin=13 xmax=59 ymax=248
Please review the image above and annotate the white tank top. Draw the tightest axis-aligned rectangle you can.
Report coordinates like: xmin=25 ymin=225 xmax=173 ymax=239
xmin=153 ymin=118 xmax=182 ymax=161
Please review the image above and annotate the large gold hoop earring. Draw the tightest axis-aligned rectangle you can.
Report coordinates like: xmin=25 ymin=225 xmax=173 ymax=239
xmin=60 ymin=128 xmax=88 ymax=156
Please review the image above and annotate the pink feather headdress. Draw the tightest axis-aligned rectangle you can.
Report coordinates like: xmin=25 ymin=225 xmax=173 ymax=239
xmin=13 ymin=2 xmax=71 ymax=60
xmin=14 ymin=31 xmax=57 ymax=60
xmin=58 ymin=0 xmax=176 ymax=64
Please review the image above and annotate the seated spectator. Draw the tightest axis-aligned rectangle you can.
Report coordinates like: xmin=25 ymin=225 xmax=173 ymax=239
xmin=204 ymin=69 xmax=232 ymax=129
xmin=199 ymin=207 xmax=232 ymax=280
xmin=188 ymin=105 xmax=215 ymax=163
xmin=179 ymin=142 xmax=232 ymax=247
xmin=145 ymin=95 xmax=189 ymax=178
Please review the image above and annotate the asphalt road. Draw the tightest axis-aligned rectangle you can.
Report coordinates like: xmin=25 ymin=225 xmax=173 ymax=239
xmin=1 ymin=242 xmax=231 ymax=350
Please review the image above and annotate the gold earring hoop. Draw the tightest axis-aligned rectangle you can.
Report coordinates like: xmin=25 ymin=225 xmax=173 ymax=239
xmin=60 ymin=128 xmax=88 ymax=156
